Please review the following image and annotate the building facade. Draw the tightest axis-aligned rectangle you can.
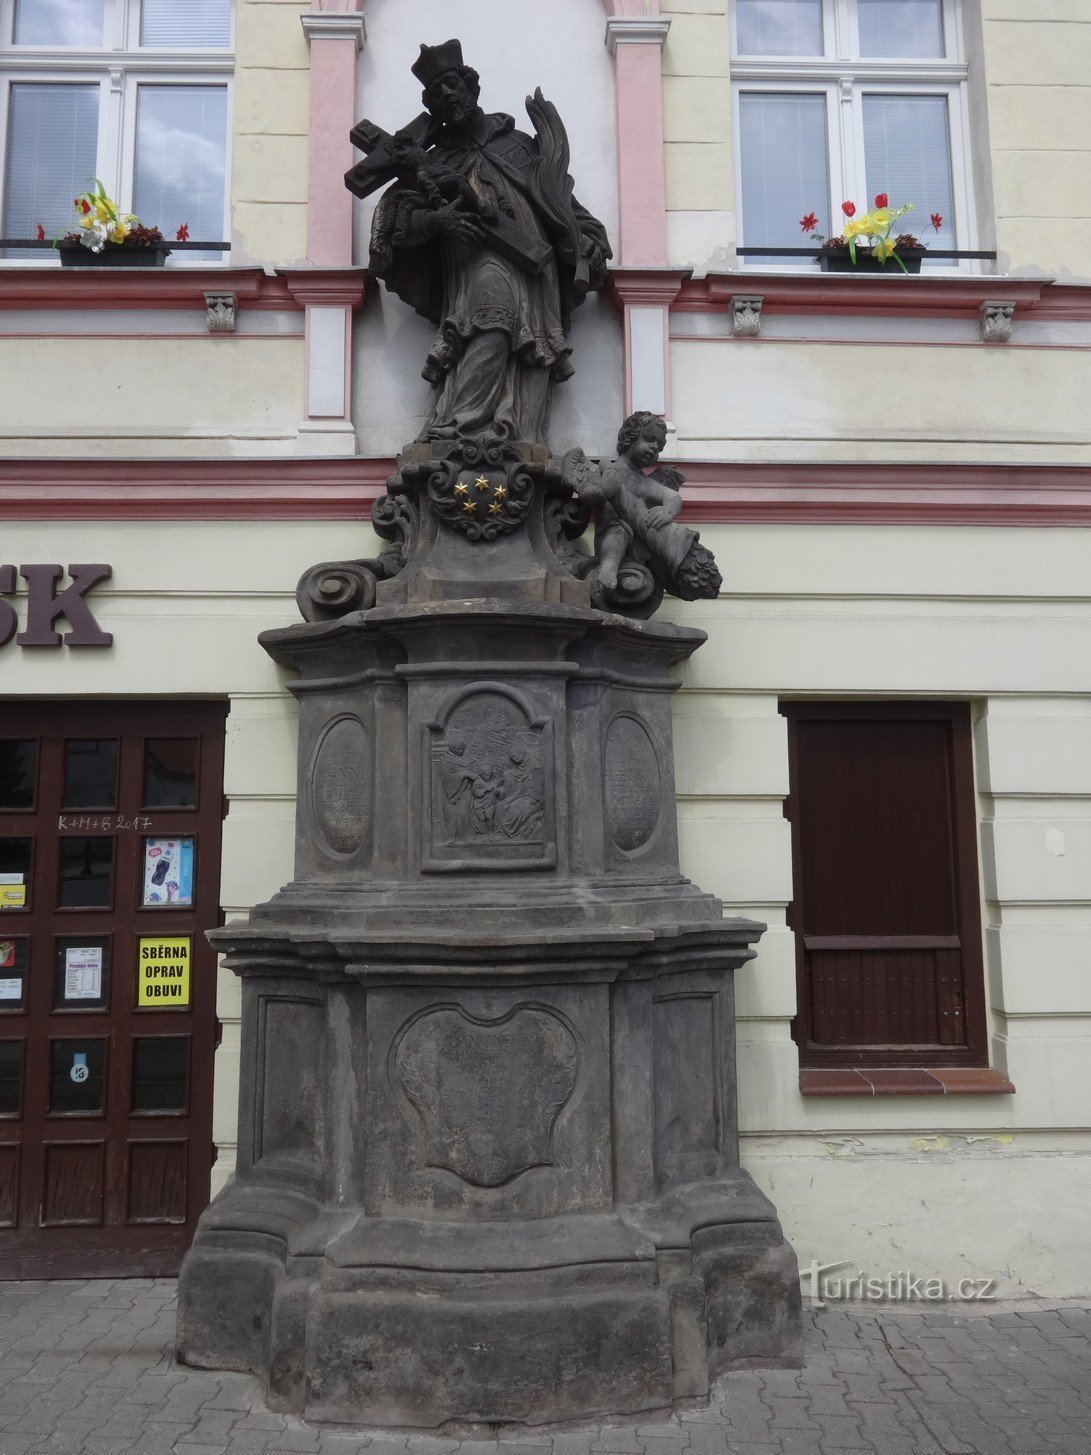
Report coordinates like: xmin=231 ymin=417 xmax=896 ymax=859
xmin=0 ymin=0 xmax=1089 ymax=1294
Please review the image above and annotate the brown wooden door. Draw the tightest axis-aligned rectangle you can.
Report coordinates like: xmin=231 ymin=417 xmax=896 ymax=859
xmin=0 ymin=701 xmax=226 ymax=1277
xmin=782 ymin=702 xmax=987 ymax=1068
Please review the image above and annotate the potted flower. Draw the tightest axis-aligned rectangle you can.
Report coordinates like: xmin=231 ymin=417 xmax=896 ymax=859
xmin=801 ymin=196 xmax=943 ymax=275
xmin=56 ymin=180 xmax=172 ymax=268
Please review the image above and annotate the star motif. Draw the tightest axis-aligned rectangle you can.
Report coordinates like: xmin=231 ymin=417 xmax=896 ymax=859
xmin=455 ymin=480 xmax=469 ymax=495
xmin=463 ymin=499 xmax=476 ymax=513
xmin=474 ymin=474 xmax=490 ymax=492
xmin=488 ymin=501 xmax=503 ymax=515
xmin=493 ymin=484 xmax=507 ymax=499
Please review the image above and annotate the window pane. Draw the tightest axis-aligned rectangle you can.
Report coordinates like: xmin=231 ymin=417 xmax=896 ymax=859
xmin=736 ymin=0 xmax=823 ymax=56
xmin=13 ymin=0 xmax=106 ymax=46
xmin=58 ymin=837 xmax=113 ymax=909
xmin=132 ymin=1037 xmax=188 ymax=1112
xmin=859 ymin=0 xmax=945 ymax=58
xmin=49 ymin=1038 xmax=105 ymax=1114
xmin=739 ymin=92 xmax=830 ymax=260
xmin=0 ymin=742 xmax=37 ymax=809
xmin=0 ymin=840 xmax=31 ymax=911
xmin=54 ymin=937 xmax=109 ymax=1011
xmin=144 ymin=739 xmax=198 ymax=808
xmin=0 ymin=1042 xmax=23 ymax=1115
xmin=2 ymin=84 xmax=99 ymax=257
xmin=141 ymin=0 xmax=231 ymax=47
xmin=863 ymin=95 xmax=956 ymax=251
xmin=133 ymin=86 xmax=228 ymax=258
xmin=63 ymin=740 xmax=118 ymax=810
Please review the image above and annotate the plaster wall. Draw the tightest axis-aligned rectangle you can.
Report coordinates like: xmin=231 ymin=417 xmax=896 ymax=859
xmin=0 ymin=338 xmax=305 ymax=458
xmin=1 ymin=516 xmax=1087 ymax=1294
xmin=348 ymin=0 xmax=624 ymax=457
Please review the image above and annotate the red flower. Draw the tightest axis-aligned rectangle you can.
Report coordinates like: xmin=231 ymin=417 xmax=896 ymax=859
xmin=930 ymin=212 xmax=943 ymax=230
xmin=35 ymin=222 xmax=45 ymax=240
xmin=79 ymin=198 xmax=91 ymax=214
xmin=175 ymin=222 xmax=190 ymax=241
xmin=799 ymin=212 xmax=819 ymax=233
xmin=841 ymin=200 xmax=856 ymax=218
xmin=874 ymin=192 xmax=888 ymax=209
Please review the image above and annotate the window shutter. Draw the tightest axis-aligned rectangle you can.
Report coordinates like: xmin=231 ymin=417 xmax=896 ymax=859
xmin=863 ymin=94 xmax=955 ymax=248
xmin=736 ymin=0 xmax=823 ymax=57
xmin=739 ymin=92 xmax=830 ymax=255
xmin=2 ymin=84 xmax=100 ymax=248
xmin=858 ymin=0 xmax=945 ymax=58
xmin=140 ymin=0 xmax=231 ymax=48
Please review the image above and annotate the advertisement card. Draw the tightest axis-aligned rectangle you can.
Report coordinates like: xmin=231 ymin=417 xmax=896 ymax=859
xmin=142 ymin=838 xmax=194 ymax=908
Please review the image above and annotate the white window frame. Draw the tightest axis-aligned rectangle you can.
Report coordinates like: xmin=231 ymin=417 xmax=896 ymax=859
xmin=0 ymin=0 xmax=233 ymax=265
xmin=731 ymin=0 xmax=978 ymax=273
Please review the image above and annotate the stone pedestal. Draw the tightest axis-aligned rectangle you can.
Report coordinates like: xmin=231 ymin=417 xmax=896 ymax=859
xmin=177 ymin=438 xmax=801 ymax=1426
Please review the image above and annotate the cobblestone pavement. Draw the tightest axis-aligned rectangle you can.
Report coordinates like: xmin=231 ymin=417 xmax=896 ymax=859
xmin=0 ymin=1281 xmax=1088 ymax=1455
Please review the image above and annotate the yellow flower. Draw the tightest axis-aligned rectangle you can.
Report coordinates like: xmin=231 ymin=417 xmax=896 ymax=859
xmin=843 ymin=218 xmax=864 ymax=239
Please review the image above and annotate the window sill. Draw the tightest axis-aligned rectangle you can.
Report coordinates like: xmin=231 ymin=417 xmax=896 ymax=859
xmin=799 ymin=1067 xmax=1015 ymax=1097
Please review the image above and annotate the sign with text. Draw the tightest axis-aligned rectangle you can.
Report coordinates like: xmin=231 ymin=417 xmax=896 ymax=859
xmin=0 ymin=564 xmax=113 ymax=648
xmin=136 ymin=935 xmax=191 ymax=1008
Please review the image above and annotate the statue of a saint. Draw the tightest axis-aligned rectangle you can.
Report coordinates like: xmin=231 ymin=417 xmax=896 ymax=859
xmin=347 ymin=40 xmax=611 ymax=448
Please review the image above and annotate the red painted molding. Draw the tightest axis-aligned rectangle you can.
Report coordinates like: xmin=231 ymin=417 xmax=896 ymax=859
xmin=1 ymin=456 xmax=1089 ymax=525
xmin=666 ymin=270 xmax=1085 ymax=321
xmin=0 ymin=266 xmax=368 ymax=313
xmin=799 ymin=1066 xmax=1015 ymax=1096
xmin=0 ymin=456 xmax=395 ymax=519
xmin=608 ymin=269 xmax=690 ymax=310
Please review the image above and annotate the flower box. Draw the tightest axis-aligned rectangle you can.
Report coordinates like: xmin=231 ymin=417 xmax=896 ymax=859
xmin=817 ymin=246 xmax=925 ymax=274
xmin=58 ymin=242 xmax=171 ymax=268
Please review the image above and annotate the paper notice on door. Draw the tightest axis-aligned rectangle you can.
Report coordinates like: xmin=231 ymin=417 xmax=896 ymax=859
xmin=0 ymin=978 xmax=21 ymax=1000
xmin=0 ymin=874 xmax=25 ymax=910
xmin=64 ymin=945 xmax=103 ymax=1000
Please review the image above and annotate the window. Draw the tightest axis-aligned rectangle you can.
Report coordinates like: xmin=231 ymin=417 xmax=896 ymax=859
xmin=782 ymin=702 xmax=989 ymax=1069
xmin=732 ymin=0 xmax=973 ymax=267
xmin=0 ymin=0 xmax=231 ymax=260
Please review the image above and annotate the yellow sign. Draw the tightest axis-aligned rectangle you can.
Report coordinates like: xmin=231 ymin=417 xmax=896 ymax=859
xmin=0 ymin=885 xmax=26 ymax=909
xmin=137 ymin=935 xmax=191 ymax=1007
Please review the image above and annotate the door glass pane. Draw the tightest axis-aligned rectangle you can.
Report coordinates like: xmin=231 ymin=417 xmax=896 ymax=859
xmin=0 ymin=742 xmax=37 ymax=809
xmin=144 ymin=739 xmax=198 ymax=807
xmin=0 ymin=1042 xmax=23 ymax=1115
xmin=858 ymin=0 xmax=945 ymax=58
xmin=0 ymin=840 xmax=31 ymax=911
xmin=54 ymin=937 xmax=110 ymax=1011
xmin=13 ymin=0 xmax=107 ymax=46
xmin=132 ymin=1037 xmax=188 ymax=1112
xmin=863 ymin=94 xmax=955 ymax=252
xmin=141 ymin=837 xmax=194 ymax=908
xmin=0 ymin=938 xmax=29 ymax=1011
xmin=141 ymin=0 xmax=231 ymax=47
xmin=739 ymin=92 xmax=830 ymax=260
xmin=1 ymin=84 xmax=100 ymax=259
xmin=133 ymin=85 xmax=228 ymax=258
xmin=736 ymin=0 xmax=823 ymax=56
xmin=63 ymin=740 xmax=118 ymax=810
xmin=58 ymin=837 xmax=113 ymax=909
xmin=49 ymin=1038 xmax=105 ymax=1113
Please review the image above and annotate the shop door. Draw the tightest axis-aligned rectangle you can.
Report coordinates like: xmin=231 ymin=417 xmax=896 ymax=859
xmin=0 ymin=701 xmax=226 ymax=1277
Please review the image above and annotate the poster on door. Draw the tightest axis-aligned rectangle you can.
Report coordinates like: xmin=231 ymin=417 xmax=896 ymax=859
xmin=141 ymin=837 xmax=194 ymax=908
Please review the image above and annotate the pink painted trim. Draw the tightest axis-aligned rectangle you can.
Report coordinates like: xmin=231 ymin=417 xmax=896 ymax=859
xmin=610 ymin=272 xmax=687 ymax=417
xmin=675 ymin=272 xmax=1054 ymax=320
xmin=305 ymin=32 xmax=359 ymax=266
xmin=2 ymin=457 xmax=1090 ymax=526
xmin=0 ymin=266 xmax=367 ymax=312
xmin=613 ymin=41 xmax=668 ymax=268
xmin=800 ymin=1067 xmax=1014 ymax=1096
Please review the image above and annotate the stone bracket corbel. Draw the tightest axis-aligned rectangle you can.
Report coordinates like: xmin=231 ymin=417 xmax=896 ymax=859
xmin=203 ymin=291 xmax=237 ymax=333
xmin=729 ymin=295 xmax=764 ymax=338
xmin=980 ymin=300 xmax=1015 ymax=343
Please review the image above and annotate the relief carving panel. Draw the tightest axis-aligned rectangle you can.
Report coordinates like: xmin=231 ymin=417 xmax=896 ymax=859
xmin=425 ymin=687 xmax=555 ymax=869
xmin=604 ymin=714 xmax=662 ymax=853
xmin=393 ymin=1004 xmax=579 ymax=1188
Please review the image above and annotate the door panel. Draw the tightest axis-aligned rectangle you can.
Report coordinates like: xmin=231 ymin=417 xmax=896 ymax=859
xmin=0 ymin=701 xmax=226 ymax=1277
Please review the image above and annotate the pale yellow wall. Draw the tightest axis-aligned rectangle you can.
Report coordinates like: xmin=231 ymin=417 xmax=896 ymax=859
xmin=0 ymin=338 xmax=305 ymax=458
xmin=981 ymin=0 xmax=1091 ymax=277
xmin=233 ymin=0 xmax=311 ymax=267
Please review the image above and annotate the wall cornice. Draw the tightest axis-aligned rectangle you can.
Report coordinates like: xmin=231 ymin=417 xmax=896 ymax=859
xmin=0 ymin=267 xmax=368 ymax=312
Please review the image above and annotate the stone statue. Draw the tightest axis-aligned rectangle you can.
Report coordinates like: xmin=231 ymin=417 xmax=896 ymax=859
xmin=563 ymin=411 xmax=723 ymax=614
xmin=346 ymin=39 xmax=611 ymax=448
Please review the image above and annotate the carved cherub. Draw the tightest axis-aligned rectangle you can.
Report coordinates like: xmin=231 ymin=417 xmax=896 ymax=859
xmin=562 ymin=412 xmax=722 ymax=611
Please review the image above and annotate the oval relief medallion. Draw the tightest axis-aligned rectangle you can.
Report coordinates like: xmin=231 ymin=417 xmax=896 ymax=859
xmin=310 ymin=715 xmax=370 ymax=857
xmin=604 ymin=715 xmax=662 ymax=853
